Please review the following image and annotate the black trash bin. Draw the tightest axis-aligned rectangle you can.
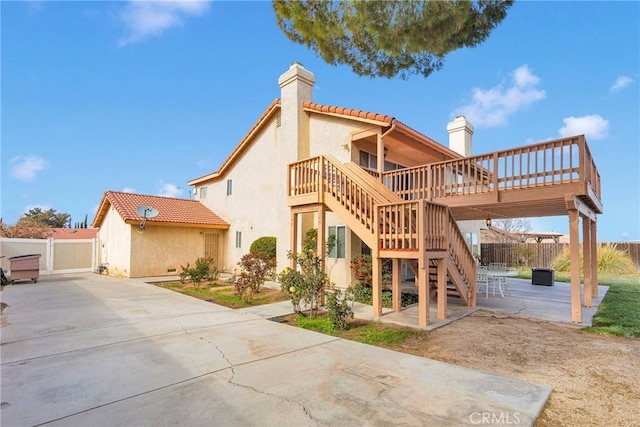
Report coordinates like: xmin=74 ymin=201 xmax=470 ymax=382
xmin=532 ymin=268 xmax=554 ymax=286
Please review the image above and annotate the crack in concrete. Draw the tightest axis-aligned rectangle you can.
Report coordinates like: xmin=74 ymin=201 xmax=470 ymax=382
xmin=173 ymin=319 xmax=322 ymax=425
xmin=513 ymin=298 xmax=527 ymax=316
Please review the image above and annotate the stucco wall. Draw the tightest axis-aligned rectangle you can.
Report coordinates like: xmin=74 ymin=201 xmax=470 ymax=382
xmin=309 ymin=115 xmax=381 ymax=286
xmin=98 ymin=206 xmax=131 ymax=277
xmin=308 ymin=115 xmax=371 ymax=163
xmin=199 ymin=120 xmax=293 ymax=273
xmin=129 ymin=225 xmax=223 ymax=278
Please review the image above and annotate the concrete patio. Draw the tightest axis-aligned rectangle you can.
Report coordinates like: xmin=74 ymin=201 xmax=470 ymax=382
xmin=1 ymin=273 xmax=552 ymax=426
xmin=365 ymin=277 xmax=609 ymax=331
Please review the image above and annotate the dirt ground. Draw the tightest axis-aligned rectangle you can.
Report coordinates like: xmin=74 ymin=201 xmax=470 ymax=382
xmin=381 ymin=310 xmax=640 ymax=426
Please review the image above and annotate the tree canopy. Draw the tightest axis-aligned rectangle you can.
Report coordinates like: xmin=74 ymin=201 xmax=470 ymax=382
xmin=273 ymin=0 xmax=513 ymax=79
xmin=21 ymin=208 xmax=71 ymax=228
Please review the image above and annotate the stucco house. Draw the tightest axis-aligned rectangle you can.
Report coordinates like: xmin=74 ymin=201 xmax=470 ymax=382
xmin=93 ymin=62 xmax=602 ymax=326
xmin=92 ymin=191 xmax=228 ymax=278
xmin=188 ymin=62 xmax=603 ymax=326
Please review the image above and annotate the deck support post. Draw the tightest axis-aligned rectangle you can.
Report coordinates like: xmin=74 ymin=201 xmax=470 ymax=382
xmin=437 ymin=257 xmax=447 ymax=320
xmin=582 ymin=216 xmax=592 ymax=308
xmin=290 ymin=212 xmax=298 ymax=270
xmin=590 ymin=220 xmax=599 ymax=298
xmin=372 ymin=254 xmax=383 ymax=318
xmin=418 ymin=254 xmax=429 ymax=327
xmin=317 ymin=206 xmax=326 ymax=306
xmin=568 ymin=209 xmax=582 ymax=323
xmin=392 ymin=258 xmax=401 ymax=312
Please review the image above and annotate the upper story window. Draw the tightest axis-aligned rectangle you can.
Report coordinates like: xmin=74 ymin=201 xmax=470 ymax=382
xmin=359 ymin=150 xmax=404 ymax=172
xmin=199 ymin=186 xmax=208 ymax=200
xmin=226 ymin=179 xmax=233 ymax=196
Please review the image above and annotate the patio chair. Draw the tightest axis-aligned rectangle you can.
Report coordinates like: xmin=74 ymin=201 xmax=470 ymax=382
xmin=488 ymin=263 xmax=510 ymax=296
xmin=476 ymin=266 xmax=489 ymax=298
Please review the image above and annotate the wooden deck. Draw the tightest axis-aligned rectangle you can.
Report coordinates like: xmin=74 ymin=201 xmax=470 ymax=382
xmin=380 ymin=135 xmax=602 ymax=220
xmin=288 ymin=136 xmax=603 ymax=325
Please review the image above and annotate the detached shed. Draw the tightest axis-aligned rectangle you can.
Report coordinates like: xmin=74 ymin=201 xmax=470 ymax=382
xmin=92 ymin=191 xmax=229 ymax=278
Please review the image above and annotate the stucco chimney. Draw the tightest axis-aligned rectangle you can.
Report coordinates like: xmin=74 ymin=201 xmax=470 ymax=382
xmin=278 ymin=62 xmax=315 ymax=160
xmin=447 ymin=115 xmax=474 ymax=157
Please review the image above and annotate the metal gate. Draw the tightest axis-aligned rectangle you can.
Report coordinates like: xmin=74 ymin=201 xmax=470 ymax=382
xmin=203 ymin=233 xmax=219 ymax=269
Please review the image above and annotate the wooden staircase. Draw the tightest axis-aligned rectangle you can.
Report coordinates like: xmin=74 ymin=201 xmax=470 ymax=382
xmin=288 ymin=154 xmax=476 ymax=306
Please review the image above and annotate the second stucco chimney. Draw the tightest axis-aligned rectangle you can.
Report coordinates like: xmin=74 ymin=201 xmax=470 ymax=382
xmin=278 ymin=62 xmax=315 ymax=160
xmin=447 ymin=115 xmax=474 ymax=157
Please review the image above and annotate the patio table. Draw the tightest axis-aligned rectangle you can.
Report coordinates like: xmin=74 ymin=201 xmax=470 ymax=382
xmin=487 ymin=270 xmax=518 ymax=297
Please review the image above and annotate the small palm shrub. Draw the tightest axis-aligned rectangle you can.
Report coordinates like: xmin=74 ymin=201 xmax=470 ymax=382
xmin=552 ymin=243 xmax=637 ymax=275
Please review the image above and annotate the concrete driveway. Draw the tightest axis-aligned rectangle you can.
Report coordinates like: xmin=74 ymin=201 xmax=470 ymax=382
xmin=1 ymin=274 xmax=551 ymax=426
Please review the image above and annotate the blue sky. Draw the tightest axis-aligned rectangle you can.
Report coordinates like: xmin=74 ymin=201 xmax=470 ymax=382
xmin=2 ymin=1 xmax=638 ymax=241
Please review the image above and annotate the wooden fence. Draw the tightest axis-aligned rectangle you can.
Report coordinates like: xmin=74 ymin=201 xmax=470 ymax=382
xmin=481 ymin=242 xmax=640 ymax=270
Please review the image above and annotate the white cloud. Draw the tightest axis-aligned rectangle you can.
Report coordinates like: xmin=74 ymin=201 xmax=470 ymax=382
xmin=122 ymin=187 xmax=137 ymax=193
xmin=610 ymin=76 xmax=634 ymax=92
xmin=9 ymin=156 xmax=48 ymax=181
xmin=453 ymin=65 xmax=546 ymax=127
xmin=118 ymin=1 xmax=210 ymax=46
xmin=558 ymin=115 xmax=609 ymax=140
xmin=158 ymin=182 xmax=182 ymax=198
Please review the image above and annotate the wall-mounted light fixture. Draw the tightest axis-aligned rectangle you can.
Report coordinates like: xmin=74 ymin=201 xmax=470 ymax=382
xmin=383 ymin=147 xmax=389 ymax=158
xmin=485 ymin=217 xmax=492 ymax=228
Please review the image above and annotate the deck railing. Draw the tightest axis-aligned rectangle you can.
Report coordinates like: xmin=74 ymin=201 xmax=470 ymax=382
xmin=382 ymin=136 xmax=601 ymax=202
xmin=289 ymin=155 xmax=392 ymax=236
xmin=378 ymin=201 xmax=421 ymax=251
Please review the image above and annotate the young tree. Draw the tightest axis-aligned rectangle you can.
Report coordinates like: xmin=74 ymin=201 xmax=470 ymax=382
xmin=273 ymin=0 xmax=513 ymax=79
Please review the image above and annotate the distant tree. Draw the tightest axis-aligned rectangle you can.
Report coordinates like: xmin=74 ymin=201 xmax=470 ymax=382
xmin=489 ymin=218 xmax=532 ymax=243
xmin=22 ymin=208 xmax=71 ymax=228
xmin=83 ymin=214 xmax=88 ymax=229
xmin=1 ymin=217 xmax=51 ymax=239
xmin=273 ymin=0 xmax=513 ymax=79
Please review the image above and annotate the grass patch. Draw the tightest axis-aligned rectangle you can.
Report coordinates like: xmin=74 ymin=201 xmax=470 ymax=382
xmin=292 ymin=314 xmax=422 ymax=346
xmin=517 ymin=270 xmax=640 ymax=337
xmin=150 ymin=281 xmax=288 ymax=309
xmin=584 ymin=279 xmax=640 ymax=337
xmin=343 ymin=322 xmax=421 ymax=346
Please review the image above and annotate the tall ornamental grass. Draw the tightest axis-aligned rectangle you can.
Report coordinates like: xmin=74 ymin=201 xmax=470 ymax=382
xmin=552 ymin=243 xmax=637 ymax=275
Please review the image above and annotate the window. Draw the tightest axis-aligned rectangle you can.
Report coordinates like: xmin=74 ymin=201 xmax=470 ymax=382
xmin=226 ymin=179 xmax=233 ymax=196
xmin=328 ymin=225 xmax=346 ymax=258
xmin=359 ymin=151 xmax=378 ymax=171
xmin=235 ymin=231 xmax=242 ymax=248
xmin=359 ymin=150 xmax=404 ymax=172
xmin=464 ymin=232 xmax=479 ymax=257
xmin=199 ymin=186 xmax=207 ymax=200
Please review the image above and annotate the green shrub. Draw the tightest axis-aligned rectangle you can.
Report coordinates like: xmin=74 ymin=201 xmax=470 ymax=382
xmin=326 ymin=288 xmax=354 ymax=330
xmin=352 ymin=284 xmax=418 ymax=308
xmin=552 ymin=243 xmax=637 ymax=275
xmin=250 ymin=236 xmax=277 ymax=260
xmin=349 ymin=255 xmax=392 ymax=290
xmin=179 ymin=257 xmax=218 ymax=289
xmin=233 ymin=253 xmax=277 ymax=302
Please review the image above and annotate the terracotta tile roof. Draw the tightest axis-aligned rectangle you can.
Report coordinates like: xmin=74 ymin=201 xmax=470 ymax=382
xmin=92 ymin=191 xmax=229 ymax=229
xmin=189 ymin=98 xmax=460 ymax=187
xmin=303 ymin=101 xmax=459 ymax=158
xmin=303 ymin=101 xmax=394 ymax=125
xmin=50 ymin=228 xmax=98 ymax=239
